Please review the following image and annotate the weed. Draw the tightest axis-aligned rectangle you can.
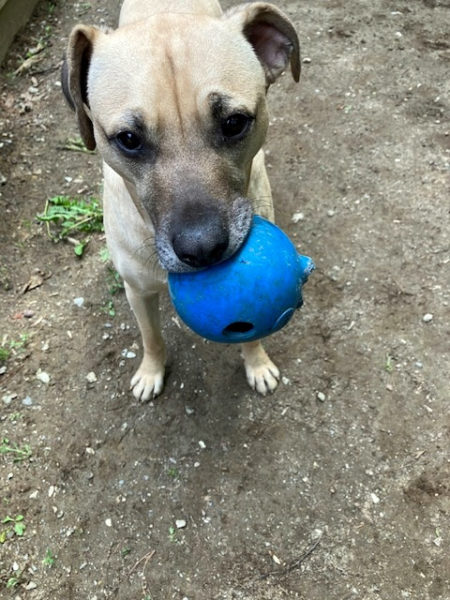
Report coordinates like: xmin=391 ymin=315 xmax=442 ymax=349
xmin=0 ymin=438 xmax=32 ymax=462
xmin=384 ymin=353 xmax=394 ymax=373
xmin=37 ymin=195 xmax=103 ymax=256
xmin=6 ymin=576 xmax=20 ymax=588
xmin=0 ymin=334 xmax=29 ymax=362
xmin=168 ymin=526 xmax=177 ymax=543
xmin=167 ymin=467 xmax=180 ymax=480
xmin=99 ymin=246 xmax=110 ymax=263
xmin=100 ymin=299 xmax=116 ymax=318
xmin=8 ymin=413 xmax=23 ymax=422
xmin=106 ymin=267 xmax=124 ymax=296
xmin=61 ymin=136 xmax=96 ymax=154
xmin=121 ymin=547 xmax=131 ymax=558
xmin=0 ymin=515 xmax=26 ymax=543
xmin=42 ymin=548 xmax=55 ymax=567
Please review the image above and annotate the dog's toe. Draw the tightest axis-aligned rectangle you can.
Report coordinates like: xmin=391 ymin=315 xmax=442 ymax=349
xmin=130 ymin=356 xmax=165 ymax=401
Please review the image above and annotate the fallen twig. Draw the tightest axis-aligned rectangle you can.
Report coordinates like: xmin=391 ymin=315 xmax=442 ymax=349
xmin=259 ymin=535 xmax=322 ymax=580
xmin=128 ymin=549 xmax=155 ymax=577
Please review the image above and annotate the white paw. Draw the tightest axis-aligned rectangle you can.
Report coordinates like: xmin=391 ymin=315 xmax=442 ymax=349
xmin=245 ymin=360 xmax=280 ymax=395
xmin=242 ymin=343 xmax=280 ymax=396
xmin=130 ymin=357 xmax=165 ymax=401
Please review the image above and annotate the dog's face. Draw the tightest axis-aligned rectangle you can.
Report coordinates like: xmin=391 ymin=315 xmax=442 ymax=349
xmin=63 ymin=4 xmax=299 ymax=272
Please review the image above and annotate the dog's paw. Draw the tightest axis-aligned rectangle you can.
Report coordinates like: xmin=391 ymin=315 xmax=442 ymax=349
xmin=242 ymin=342 xmax=280 ymax=396
xmin=130 ymin=356 xmax=165 ymax=401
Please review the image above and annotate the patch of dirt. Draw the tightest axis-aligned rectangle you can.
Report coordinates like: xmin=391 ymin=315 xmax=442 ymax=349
xmin=0 ymin=0 xmax=449 ymax=598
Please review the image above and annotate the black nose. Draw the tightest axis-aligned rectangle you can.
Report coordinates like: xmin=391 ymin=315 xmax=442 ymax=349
xmin=171 ymin=205 xmax=229 ymax=269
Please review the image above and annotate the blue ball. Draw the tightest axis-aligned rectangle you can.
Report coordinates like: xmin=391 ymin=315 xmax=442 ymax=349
xmin=168 ymin=216 xmax=314 ymax=343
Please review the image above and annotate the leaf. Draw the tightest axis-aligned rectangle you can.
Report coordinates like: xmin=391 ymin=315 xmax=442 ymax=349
xmin=14 ymin=521 xmax=25 ymax=536
xmin=74 ymin=241 xmax=87 ymax=256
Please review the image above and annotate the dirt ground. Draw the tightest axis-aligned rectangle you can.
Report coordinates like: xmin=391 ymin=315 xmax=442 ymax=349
xmin=0 ymin=0 xmax=449 ymax=598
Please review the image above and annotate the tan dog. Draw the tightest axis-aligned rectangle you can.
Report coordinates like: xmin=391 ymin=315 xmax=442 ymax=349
xmin=62 ymin=0 xmax=300 ymax=400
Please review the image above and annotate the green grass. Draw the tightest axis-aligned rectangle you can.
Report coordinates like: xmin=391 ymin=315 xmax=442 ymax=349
xmin=0 ymin=334 xmax=30 ymax=363
xmin=0 ymin=438 xmax=32 ymax=462
xmin=37 ymin=195 xmax=103 ymax=256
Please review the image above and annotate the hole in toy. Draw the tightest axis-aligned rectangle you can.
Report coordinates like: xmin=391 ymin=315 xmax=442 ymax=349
xmin=223 ymin=321 xmax=255 ymax=336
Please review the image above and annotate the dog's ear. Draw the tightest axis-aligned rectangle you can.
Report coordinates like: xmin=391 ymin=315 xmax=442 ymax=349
xmin=62 ymin=25 xmax=99 ymax=151
xmin=224 ymin=2 xmax=300 ymax=86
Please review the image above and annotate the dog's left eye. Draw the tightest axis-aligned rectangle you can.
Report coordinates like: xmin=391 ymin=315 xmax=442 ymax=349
xmin=115 ymin=131 xmax=143 ymax=154
xmin=221 ymin=113 xmax=253 ymax=141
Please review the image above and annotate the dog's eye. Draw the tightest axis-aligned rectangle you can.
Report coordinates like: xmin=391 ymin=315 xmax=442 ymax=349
xmin=221 ymin=113 xmax=253 ymax=141
xmin=115 ymin=131 xmax=143 ymax=154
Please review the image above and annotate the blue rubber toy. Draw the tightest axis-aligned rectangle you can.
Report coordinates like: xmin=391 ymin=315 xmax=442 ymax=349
xmin=168 ymin=216 xmax=314 ymax=343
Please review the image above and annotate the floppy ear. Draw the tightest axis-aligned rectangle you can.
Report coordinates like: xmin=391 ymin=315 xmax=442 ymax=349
xmin=61 ymin=25 xmax=98 ymax=151
xmin=224 ymin=2 xmax=300 ymax=86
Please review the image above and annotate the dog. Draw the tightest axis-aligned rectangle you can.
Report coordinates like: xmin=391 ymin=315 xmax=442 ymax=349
xmin=62 ymin=0 xmax=300 ymax=400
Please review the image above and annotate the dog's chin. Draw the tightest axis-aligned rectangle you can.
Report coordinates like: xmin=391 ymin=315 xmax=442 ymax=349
xmin=155 ymin=199 xmax=253 ymax=274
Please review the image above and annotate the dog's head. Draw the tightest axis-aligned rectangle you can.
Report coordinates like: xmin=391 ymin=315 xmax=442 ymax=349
xmin=62 ymin=2 xmax=299 ymax=272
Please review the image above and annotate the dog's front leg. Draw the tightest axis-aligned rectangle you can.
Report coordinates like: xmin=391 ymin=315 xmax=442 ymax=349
xmin=241 ymin=341 xmax=280 ymax=395
xmin=124 ymin=283 xmax=166 ymax=401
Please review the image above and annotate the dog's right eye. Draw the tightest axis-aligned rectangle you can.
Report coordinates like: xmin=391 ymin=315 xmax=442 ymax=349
xmin=115 ymin=131 xmax=143 ymax=154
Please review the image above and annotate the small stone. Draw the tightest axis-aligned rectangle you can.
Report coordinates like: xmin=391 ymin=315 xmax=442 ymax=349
xmin=371 ymin=492 xmax=380 ymax=504
xmin=0 ymin=365 xmax=6 ymax=375
xmin=105 ymin=518 xmax=112 ymax=527
xmin=12 ymin=561 xmax=20 ymax=571
xmin=73 ymin=297 xmax=85 ymax=307
xmin=317 ymin=391 xmax=326 ymax=402
xmin=29 ymin=490 xmax=39 ymax=499
xmin=175 ymin=519 xmax=187 ymax=529
xmin=2 ymin=392 xmax=17 ymax=405
xmin=422 ymin=313 xmax=433 ymax=323
xmin=86 ymin=372 xmax=97 ymax=383
xmin=327 ymin=209 xmax=336 ymax=217
xmin=185 ymin=406 xmax=195 ymax=416
xmin=23 ymin=309 xmax=34 ymax=318
xmin=24 ymin=582 xmax=37 ymax=590
xmin=22 ymin=396 xmax=33 ymax=406
xmin=291 ymin=212 xmax=304 ymax=223
xmin=302 ymin=57 xmax=312 ymax=63
xmin=36 ymin=369 xmax=50 ymax=384
xmin=198 ymin=440 xmax=206 ymax=449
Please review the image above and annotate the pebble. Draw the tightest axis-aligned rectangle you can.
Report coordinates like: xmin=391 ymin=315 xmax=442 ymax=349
xmin=86 ymin=372 xmax=97 ymax=383
xmin=0 ymin=365 xmax=6 ymax=375
xmin=22 ymin=396 xmax=33 ymax=406
xmin=422 ymin=313 xmax=433 ymax=323
xmin=73 ymin=297 xmax=85 ymax=307
xmin=198 ymin=440 xmax=206 ymax=449
xmin=105 ymin=518 xmax=112 ymax=527
xmin=121 ymin=349 xmax=136 ymax=359
xmin=291 ymin=212 xmax=304 ymax=223
xmin=371 ymin=492 xmax=380 ymax=504
xmin=24 ymin=582 xmax=37 ymax=590
xmin=2 ymin=392 xmax=17 ymax=405
xmin=175 ymin=519 xmax=187 ymax=529
xmin=317 ymin=391 xmax=326 ymax=402
xmin=36 ymin=369 xmax=50 ymax=384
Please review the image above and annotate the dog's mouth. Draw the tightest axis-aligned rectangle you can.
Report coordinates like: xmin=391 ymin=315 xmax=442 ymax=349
xmin=154 ymin=196 xmax=253 ymax=273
